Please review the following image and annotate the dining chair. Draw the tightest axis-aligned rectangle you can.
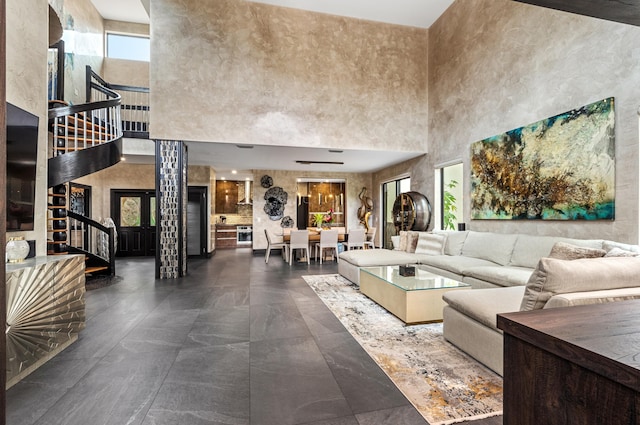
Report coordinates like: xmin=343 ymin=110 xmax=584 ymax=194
xmin=289 ymin=230 xmax=310 ymax=265
xmin=264 ymin=229 xmax=288 ymax=263
xmin=365 ymin=227 xmax=377 ymax=249
xmin=314 ymin=230 xmax=339 ymax=264
xmin=343 ymin=228 xmax=366 ymax=250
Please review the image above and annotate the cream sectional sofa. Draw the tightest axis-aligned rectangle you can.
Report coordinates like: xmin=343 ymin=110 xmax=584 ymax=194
xmin=338 ymin=230 xmax=603 ymax=288
xmin=338 ymin=230 xmax=640 ymax=375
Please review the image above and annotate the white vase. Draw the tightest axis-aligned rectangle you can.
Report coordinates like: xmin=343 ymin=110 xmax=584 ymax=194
xmin=6 ymin=237 xmax=29 ymax=263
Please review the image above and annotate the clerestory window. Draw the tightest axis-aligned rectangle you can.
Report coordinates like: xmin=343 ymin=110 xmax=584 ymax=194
xmin=106 ymin=32 xmax=150 ymax=62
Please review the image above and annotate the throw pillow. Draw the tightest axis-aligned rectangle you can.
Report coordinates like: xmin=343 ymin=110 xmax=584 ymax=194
xmin=398 ymin=231 xmax=408 ymax=252
xmin=434 ymin=230 xmax=468 ymax=255
xmin=549 ymin=242 xmax=606 ymax=260
xmin=406 ymin=231 xmax=420 ymax=253
xmin=415 ymin=233 xmax=446 ymax=255
xmin=520 ymin=256 xmax=640 ymax=311
xmin=391 ymin=235 xmax=401 ymax=250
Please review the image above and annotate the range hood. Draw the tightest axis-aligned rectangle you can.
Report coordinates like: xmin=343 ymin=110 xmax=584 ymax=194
xmin=237 ymin=180 xmax=253 ymax=205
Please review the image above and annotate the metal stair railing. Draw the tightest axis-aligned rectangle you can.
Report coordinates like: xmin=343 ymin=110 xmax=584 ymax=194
xmin=67 ymin=210 xmax=116 ymax=276
xmin=86 ymin=65 xmax=149 ymax=137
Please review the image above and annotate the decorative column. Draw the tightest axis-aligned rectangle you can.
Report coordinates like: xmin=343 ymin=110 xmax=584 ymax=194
xmin=155 ymin=140 xmax=188 ymax=278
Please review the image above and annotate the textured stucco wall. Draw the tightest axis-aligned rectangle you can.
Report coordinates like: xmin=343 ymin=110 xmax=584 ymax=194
xmin=75 ymin=163 xmax=216 ymax=252
xmin=73 ymin=163 xmax=156 ymax=222
xmin=150 ymin=0 xmax=428 ymax=153
xmin=425 ymin=0 xmax=640 ymax=243
xmin=252 ymin=170 xmax=372 ymax=251
xmin=7 ymin=0 xmax=49 ymax=255
xmin=58 ymin=0 xmax=104 ymax=104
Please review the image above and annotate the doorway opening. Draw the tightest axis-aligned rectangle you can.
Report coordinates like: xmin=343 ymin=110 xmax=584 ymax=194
xmin=382 ymin=176 xmax=410 ymax=248
xmin=187 ymin=186 xmax=208 ymax=257
xmin=111 ymin=189 xmax=156 ymax=257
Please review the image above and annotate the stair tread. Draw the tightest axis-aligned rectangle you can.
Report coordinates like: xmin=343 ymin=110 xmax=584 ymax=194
xmin=85 ymin=266 xmax=108 ymax=273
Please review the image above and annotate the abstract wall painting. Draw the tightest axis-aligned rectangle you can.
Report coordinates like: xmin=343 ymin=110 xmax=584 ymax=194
xmin=471 ymin=97 xmax=615 ymax=221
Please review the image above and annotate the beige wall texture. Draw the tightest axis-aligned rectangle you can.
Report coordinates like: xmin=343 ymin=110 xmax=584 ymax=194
xmin=73 ymin=163 xmax=156 ymax=223
xmin=150 ymin=0 xmax=428 ymax=154
xmin=383 ymin=0 xmax=640 ymax=244
xmin=7 ymin=0 xmax=49 ymax=255
xmin=57 ymin=0 xmax=104 ymax=104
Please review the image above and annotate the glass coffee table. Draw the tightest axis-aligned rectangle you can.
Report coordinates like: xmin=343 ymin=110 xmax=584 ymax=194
xmin=359 ymin=265 xmax=471 ymax=324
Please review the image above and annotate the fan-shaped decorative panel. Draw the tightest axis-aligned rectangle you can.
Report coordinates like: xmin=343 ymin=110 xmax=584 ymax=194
xmin=6 ymin=255 xmax=86 ymax=387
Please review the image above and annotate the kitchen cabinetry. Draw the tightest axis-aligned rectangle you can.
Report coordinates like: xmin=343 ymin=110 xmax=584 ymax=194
xmin=215 ymin=181 xmax=238 ymax=214
xmin=215 ymin=224 xmax=237 ymax=249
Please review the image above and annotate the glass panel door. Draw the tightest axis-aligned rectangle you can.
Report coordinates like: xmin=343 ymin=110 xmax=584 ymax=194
xmin=112 ymin=190 xmax=156 ymax=256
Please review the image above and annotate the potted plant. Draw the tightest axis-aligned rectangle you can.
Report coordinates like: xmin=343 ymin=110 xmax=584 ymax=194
xmin=313 ymin=213 xmax=325 ymax=230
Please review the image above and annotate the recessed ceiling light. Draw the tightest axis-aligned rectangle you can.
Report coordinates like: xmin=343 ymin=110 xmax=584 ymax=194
xmin=232 ymin=170 xmax=237 ymax=174
xmin=221 ymin=177 xmax=226 ymax=180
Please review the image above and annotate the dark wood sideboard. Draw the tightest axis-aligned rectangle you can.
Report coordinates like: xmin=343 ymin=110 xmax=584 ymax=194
xmin=497 ymin=300 xmax=640 ymax=425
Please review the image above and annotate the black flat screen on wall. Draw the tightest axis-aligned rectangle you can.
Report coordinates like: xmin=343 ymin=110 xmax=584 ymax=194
xmin=6 ymin=102 xmax=39 ymax=231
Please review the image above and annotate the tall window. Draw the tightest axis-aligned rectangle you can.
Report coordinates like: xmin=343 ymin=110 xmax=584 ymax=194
xmin=106 ymin=33 xmax=150 ymax=61
xmin=382 ymin=177 xmax=410 ymax=248
xmin=437 ymin=163 xmax=463 ymax=230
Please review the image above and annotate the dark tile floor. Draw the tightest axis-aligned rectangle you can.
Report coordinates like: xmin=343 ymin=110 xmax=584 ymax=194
xmin=6 ymin=249 xmax=501 ymax=425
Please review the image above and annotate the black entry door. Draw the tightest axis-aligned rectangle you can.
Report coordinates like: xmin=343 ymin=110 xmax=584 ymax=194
xmin=112 ymin=189 xmax=156 ymax=257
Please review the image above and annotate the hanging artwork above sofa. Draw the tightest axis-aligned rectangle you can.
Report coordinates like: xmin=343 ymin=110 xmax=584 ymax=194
xmin=471 ymin=97 xmax=615 ymax=221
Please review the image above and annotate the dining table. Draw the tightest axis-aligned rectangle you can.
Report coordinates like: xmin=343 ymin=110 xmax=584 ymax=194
xmin=283 ymin=228 xmax=346 ymax=243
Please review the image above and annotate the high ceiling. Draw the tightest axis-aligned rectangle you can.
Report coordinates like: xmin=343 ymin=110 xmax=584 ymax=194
xmin=89 ymin=0 xmax=453 ymax=178
xmin=89 ymin=0 xmax=454 ymax=28
xmin=89 ymin=0 xmax=640 ymax=178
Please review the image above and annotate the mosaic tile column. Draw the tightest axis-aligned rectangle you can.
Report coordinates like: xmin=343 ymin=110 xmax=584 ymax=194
xmin=155 ymin=140 xmax=188 ymax=278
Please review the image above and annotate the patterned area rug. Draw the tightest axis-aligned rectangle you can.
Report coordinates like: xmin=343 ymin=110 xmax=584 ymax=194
xmin=302 ymin=274 xmax=503 ymax=425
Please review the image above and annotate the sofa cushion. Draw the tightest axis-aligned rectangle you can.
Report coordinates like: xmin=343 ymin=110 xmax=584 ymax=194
xmin=414 ymin=233 xmax=445 ymax=255
xmin=391 ymin=235 xmax=401 ymax=250
xmin=509 ymin=235 xmax=562 ymax=268
xmin=443 ymin=286 xmax=525 ymax=330
xmin=461 ymin=231 xmax=518 ymax=266
xmin=510 ymin=235 xmax=605 ymax=268
xmin=549 ymin=242 xmax=605 ymax=260
xmin=603 ymin=240 xmax=640 ymax=254
xmin=545 ymin=287 xmax=640 ymax=309
xmin=463 ymin=265 xmax=534 ymax=288
xmin=605 ymin=247 xmax=640 ymax=257
xmin=339 ymin=248 xmax=421 ymax=267
xmin=520 ymin=256 xmax=640 ymax=311
xmin=434 ymin=230 xmax=468 ymax=255
xmin=416 ymin=254 xmax=498 ymax=275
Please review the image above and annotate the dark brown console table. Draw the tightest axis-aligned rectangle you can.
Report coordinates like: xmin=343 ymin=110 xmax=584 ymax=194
xmin=497 ymin=300 xmax=640 ymax=425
